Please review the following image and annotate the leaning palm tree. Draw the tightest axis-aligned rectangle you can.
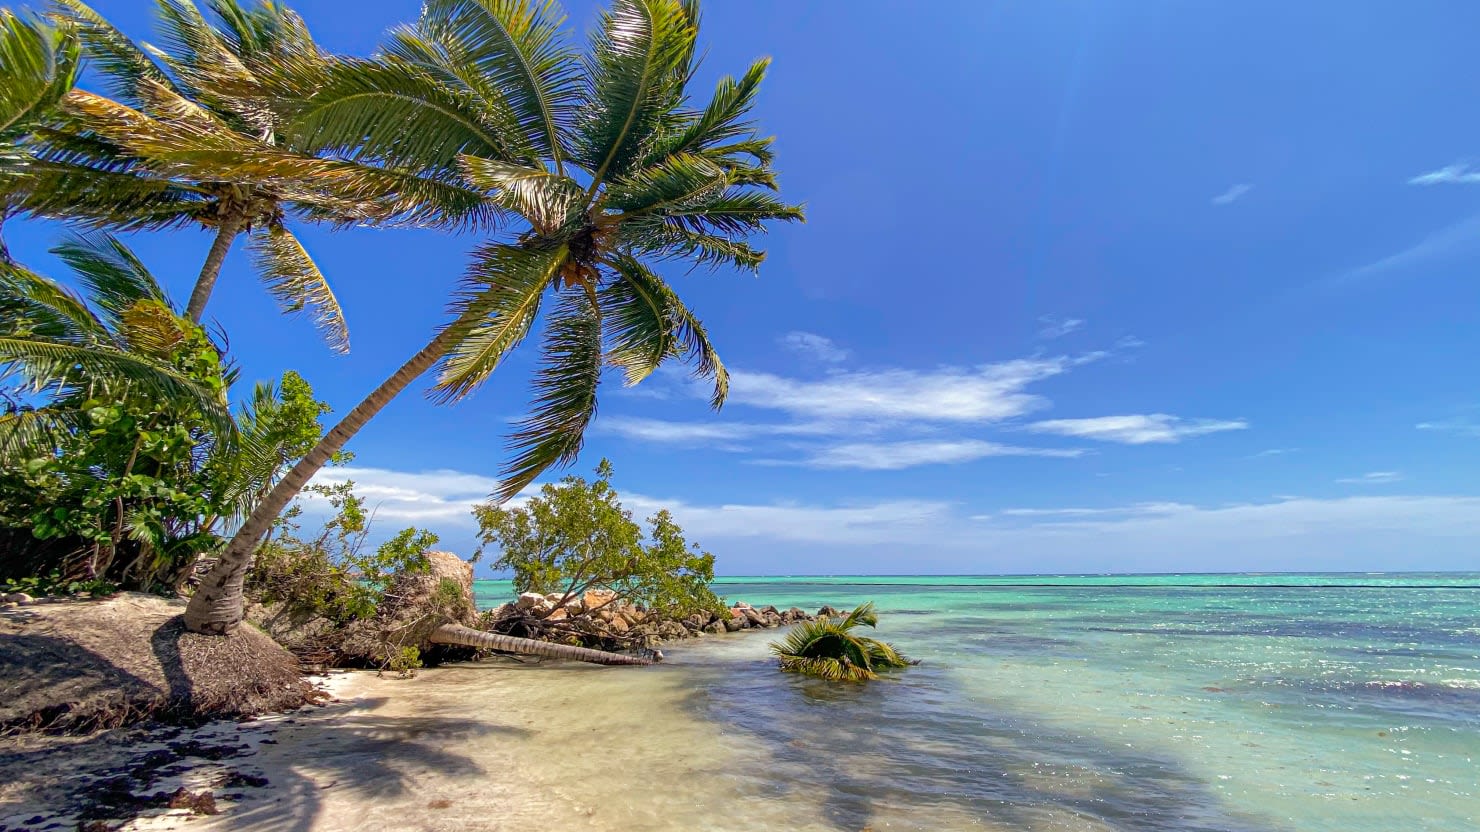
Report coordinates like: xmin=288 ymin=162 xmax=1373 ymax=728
xmin=0 ymin=9 xmax=79 ymax=264
xmin=184 ymin=0 xmax=803 ymax=634
xmin=770 ymin=603 xmax=914 ymax=682
xmin=11 ymin=0 xmax=488 ymax=347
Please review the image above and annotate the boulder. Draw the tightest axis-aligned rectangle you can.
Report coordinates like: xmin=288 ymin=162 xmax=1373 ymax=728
xmin=703 ymin=620 xmax=725 ymax=635
xmin=818 ymin=605 xmax=844 ymax=618
xmin=605 ymin=616 xmax=630 ymax=635
xmin=785 ymin=607 xmax=808 ymax=623
xmin=582 ymin=589 xmax=617 ymax=611
xmin=340 ymin=551 xmax=480 ymax=665
xmin=515 ymin=592 xmax=549 ymax=612
xmin=723 ymin=614 xmax=746 ymax=632
xmin=3 ymin=592 xmax=33 ymax=604
xmin=741 ymin=607 xmax=768 ymax=628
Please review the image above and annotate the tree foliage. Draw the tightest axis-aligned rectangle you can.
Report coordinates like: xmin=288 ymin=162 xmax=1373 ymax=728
xmin=0 ymin=234 xmax=330 ymax=590
xmin=770 ymin=603 xmax=914 ymax=682
xmin=473 ymin=458 xmax=723 ymax=620
xmin=248 ymin=480 xmax=439 ymax=624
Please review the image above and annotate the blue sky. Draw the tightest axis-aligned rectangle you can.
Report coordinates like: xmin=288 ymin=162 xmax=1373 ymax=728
xmin=10 ymin=0 xmax=1480 ymax=574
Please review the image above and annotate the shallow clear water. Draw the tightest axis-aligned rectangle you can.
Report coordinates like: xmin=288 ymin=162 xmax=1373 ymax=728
xmin=474 ymin=574 xmax=1480 ymax=831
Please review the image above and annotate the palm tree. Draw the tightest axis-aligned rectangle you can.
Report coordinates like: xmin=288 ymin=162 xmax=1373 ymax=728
xmin=9 ymin=0 xmax=489 ymax=348
xmin=769 ymin=603 xmax=914 ymax=682
xmin=0 ymin=8 xmax=79 ymax=264
xmin=183 ymin=0 xmax=802 ymax=634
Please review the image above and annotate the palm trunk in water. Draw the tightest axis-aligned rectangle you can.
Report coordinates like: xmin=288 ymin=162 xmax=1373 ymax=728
xmin=429 ymin=623 xmax=657 ymax=666
xmin=185 ymin=216 xmax=243 ymax=322
xmin=183 ymin=324 xmax=462 ymax=634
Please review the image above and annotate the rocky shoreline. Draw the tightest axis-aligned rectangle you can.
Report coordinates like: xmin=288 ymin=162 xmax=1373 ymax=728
xmin=484 ymin=589 xmax=839 ymax=653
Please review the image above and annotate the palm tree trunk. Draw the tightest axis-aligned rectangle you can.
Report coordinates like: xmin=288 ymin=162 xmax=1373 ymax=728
xmin=185 ymin=216 xmax=243 ymax=322
xmin=429 ymin=623 xmax=656 ymax=666
xmin=183 ymin=323 xmax=463 ymax=634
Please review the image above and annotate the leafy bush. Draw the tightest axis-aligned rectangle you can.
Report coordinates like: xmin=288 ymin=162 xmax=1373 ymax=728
xmin=0 ymin=238 xmax=330 ymax=591
xmin=248 ymin=481 xmax=438 ymax=624
xmin=473 ymin=459 xmax=724 ymax=620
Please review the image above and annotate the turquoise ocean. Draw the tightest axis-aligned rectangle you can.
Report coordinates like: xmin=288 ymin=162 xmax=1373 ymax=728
xmin=472 ymin=573 xmax=1480 ymax=831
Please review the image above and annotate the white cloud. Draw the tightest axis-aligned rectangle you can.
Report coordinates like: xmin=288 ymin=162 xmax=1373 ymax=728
xmin=306 ymin=466 xmax=503 ymax=524
xmin=1416 ymin=417 xmax=1480 ymax=437
xmin=1336 ymin=471 xmax=1403 ymax=485
xmin=729 ymin=353 xmax=1102 ymax=425
xmin=1211 ymin=183 xmax=1252 ymax=205
xmin=302 ymin=465 xmax=1480 ymax=571
xmin=1252 ymin=447 xmax=1298 ymax=457
xmin=1025 ymin=414 xmax=1248 ymax=444
xmin=778 ymin=331 xmax=848 ymax=363
xmin=1337 ymin=213 xmax=1480 ymax=285
xmin=1036 ymin=315 xmax=1084 ymax=339
xmin=1408 ymin=162 xmax=1480 ymax=186
xmin=992 ymin=502 xmax=1193 ymax=519
xmin=772 ymin=439 xmax=1084 ymax=470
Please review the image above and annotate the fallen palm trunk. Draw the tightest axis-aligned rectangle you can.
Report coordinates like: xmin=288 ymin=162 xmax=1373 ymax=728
xmin=429 ymin=623 xmax=656 ymax=666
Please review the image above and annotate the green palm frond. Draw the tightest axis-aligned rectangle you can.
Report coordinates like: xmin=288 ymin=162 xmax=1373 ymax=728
xmin=457 ymin=154 xmax=582 ymax=232
xmin=645 ymin=56 xmax=769 ymax=168
xmin=52 ymin=232 xmax=173 ymax=324
xmin=434 ymin=241 xmax=567 ymax=403
xmin=0 ymin=9 xmax=79 ymax=141
xmin=52 ymin=0 xmax=174 ymax=105
xmin=575 ymin=0 xmax=696 ymax=188
xmin=400 ymin=0 xmax=582 ymax=171
xmin=288 ymin=56 xmax=512 ymax=170
xmin=769 ymin=603 xmax=911 ymax=683
xmin=497 ymin=291 xmax=602 ymax=500
xmin=0 ymin=406 xmax=82 ymax=464
xmin=0 ymin=336 xmax=228 ymax=427
xmin=247 ymin=223 xmax=348 ymax=352
xmin=602 ymin=253 xmax=726 ymax=404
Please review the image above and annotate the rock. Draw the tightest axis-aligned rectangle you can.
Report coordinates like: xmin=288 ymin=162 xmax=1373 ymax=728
xmin=657 ymin=621 xmax=688 ymax=640
xmin=732 ymin=601 xmax=753 ymax=610
xmin=515 ymin=592 xmax=548 ymax=611
xmin=723 ymin=614 xmax=746 ymax=632
xmin=741 ymin=607 xmax=768 ymax=628
xmin=544 ymin=592 xmax=567 ymax=609
xmin=786 ymin=607 xmax=808 ymax=623
xmin=4 ymin=592 xmax=33 ymax=604
xmin=703 ymin=620 xmax=725 ymax=635
xmin=818 ymin=605 xmax=844 ymax=618
xmin=606 ymin=616 xmax=629 ymax=635
xmin=684 ymin=613 xmax=705 ymax=630
xmin=583 ymin=589 xmax=617 ymax=611
xmin=761 ymin=610 xmax=782 ymax=628
xmin=340 ymin=551 xmax=480 ymax=666
xmin=760 ymin=605 xmax=779 ymax=615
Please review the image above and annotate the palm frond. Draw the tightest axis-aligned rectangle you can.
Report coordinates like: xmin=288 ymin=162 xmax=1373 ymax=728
xmin=622 ymin=223 xmax=765 ymax=271
xmin=769 ymin=603 xmax=910 ymax=682
xmin=52 ymin=232 xmax=173 ymax=325
xmin=409 ymin=0 xmax=582 ymax=170
xmin=602 ymin=253 xmax=726 ymax=404
xmin=0 ymin=336 xmax=230 ymax=432
xmin=457 ymin=153 xmax=582 ymax=231
xmin=0 ymin=9 xmax=79 ymax=141
xmin=646 ymin=56 xmax=768 ymax=167
xmin=52 ymin=0 xmax=174 ymax=105
xmin=286 ymin=56 xmax=511 ymax=170
xmin=247 ymin=223 xmax=348 ymax=352
xmin=0 ymin=406 xmax=82 ymax=465
xmin=604 ymin=151 xmax=725 ymax=214
xmin=0 ymin=258 xmax=107 ymax=343
xmin=575 ymin=0 xmax=696 ymax=188
xmin=433 ymin=240 xmax=567 ymax=403
xmin=497 ymin=291 xmax=602 ymax=500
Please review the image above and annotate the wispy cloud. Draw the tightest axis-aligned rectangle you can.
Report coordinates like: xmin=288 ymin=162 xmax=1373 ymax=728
xmin=1336 ymin=471 xmax=1404 ymax=485
xmin=1337 ymin=213 xmax=1480 ymax=285
xmin=991 ymin=502 xmax=1193 ymax=519
xmin=1025 ymin=414 xmax=1248 ymax=444
xmin=779 ymin=331 xmax=848 ymax=363
xmin=1211 ymin=183 xmax=1252 ymax=205
xmin=771 ymin=439 xmax=1084 ymax=471
xmin=1416 ymin=416 xmax=1480 ymax=437
xmin=1252 ymin=447 xmax=1298 ymax=457
xmin=304 ymin=466 xmax=1480 ymax=571
xmin=1036 ymin=315 xmax=1084 ymax=340
xmin=730 ymin=353 xmax=1103 ymax=425
xmin=1408 ymin=162 xmax=1480 ymax=186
